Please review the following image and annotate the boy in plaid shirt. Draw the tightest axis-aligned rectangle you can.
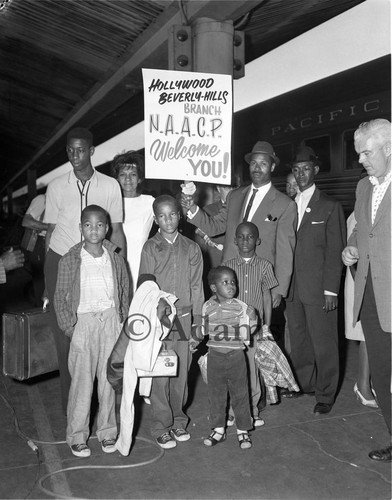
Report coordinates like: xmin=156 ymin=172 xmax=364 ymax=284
xmin=54 ymin=205 xmax=129 ymax=458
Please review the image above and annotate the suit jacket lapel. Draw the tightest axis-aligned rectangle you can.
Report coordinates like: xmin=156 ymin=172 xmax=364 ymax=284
xmin=239 ymin=185 xmax=252 ymax=220
xmin=363 ymin=180 xmax=373 ymax=228
xmin=252 ymin=185 xmax=275 ymax=222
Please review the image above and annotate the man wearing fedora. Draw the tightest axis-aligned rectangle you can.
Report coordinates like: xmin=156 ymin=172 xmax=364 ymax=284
xmin=283 ymin=145 xmax=346 ymax=415
xmin=182 ymin=141 xmax=297 ymax=310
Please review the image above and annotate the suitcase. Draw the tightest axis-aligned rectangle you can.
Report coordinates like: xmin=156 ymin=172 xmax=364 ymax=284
xmin=2 ymin=308 xmax=59 ymax=380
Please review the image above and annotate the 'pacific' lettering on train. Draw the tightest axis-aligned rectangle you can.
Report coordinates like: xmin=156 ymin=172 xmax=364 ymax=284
xmin=271 ymin=99 xmax=380 ymax=136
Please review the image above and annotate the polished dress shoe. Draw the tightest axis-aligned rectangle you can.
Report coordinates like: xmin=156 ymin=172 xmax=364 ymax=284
xmin=353 ymin=383 xmax=378 ymax=408
xmin=313 ymin=402 xmax=332 ymax=415
xmin=368 ymin=445 xmax=392 ymax=462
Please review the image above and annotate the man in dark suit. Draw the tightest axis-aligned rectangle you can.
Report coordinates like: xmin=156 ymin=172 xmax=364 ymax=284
xmin=181 ymin=141 xmax=297 ymax=309
xmin=284 ymin=146 xmax=346 ymax=415
xmin=342 ymin=119 xmax=391 ymax=462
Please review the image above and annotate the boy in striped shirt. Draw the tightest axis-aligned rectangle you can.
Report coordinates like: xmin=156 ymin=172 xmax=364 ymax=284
xmin=200 ymin=265 xmax=257 ymax=449
xmin=224 ymin=222 xmax=278 ymax=427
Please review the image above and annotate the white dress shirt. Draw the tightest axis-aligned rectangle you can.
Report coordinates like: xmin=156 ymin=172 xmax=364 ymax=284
xmin=369 ymin=172 xmax=391 ymax=224
xmin=243 ymin=182 xmax=272 ymax=221
xmin=295 ymin=184 xmax=316 ymax=228
xmin=187 ymin=182 xmax=272 ymax=221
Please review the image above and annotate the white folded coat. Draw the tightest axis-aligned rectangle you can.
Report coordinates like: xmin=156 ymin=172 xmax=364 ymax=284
xmin=115 ymin=280 xmax=177 ymax=456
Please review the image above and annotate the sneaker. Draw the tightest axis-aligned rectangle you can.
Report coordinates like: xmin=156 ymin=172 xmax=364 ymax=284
xmin=156 ymin=432 xmax=177 ymax=449
xmin=253 ymin=417 xmax=265 ymax=428
xmin=70 ymin=443 xmax=91 ymax=458
xmin=226 ymin=415 xmax=235 ymax=427
xmin=171 ymin=428 xmax=191 ymax=442
xmin=101 ymin=438 xmax=117 ymax=453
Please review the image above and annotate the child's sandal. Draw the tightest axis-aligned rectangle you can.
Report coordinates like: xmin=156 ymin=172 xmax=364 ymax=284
xmin=238 ymin=432 xmax=252 ymax=450
xmin=204 ymin=430 xmax=226 ymax=447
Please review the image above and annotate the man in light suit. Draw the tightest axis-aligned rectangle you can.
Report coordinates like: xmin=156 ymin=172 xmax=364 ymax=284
xmin=284 ymin=146 xmax=346 ymax=415
xmin=342 ymin=119 xmax=391 ymax=462
xmin=181 ymin=141 xmax=297 ymax=309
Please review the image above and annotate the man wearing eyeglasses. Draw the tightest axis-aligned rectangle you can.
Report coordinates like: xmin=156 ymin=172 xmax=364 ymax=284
xmin=283 ymin=145 xmax=346 ymax=416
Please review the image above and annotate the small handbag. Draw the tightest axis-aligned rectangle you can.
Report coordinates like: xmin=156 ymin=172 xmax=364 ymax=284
xmin=137 ymin=344 xmax=178 ymax=377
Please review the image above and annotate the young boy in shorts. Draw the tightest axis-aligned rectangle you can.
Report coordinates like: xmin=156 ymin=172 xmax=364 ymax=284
xmin=138 ymin=194 xmax=204 ymax=449
xmin=224 ymin=222 xmax=278 ymax=427
xmin=54 ymin=204 xmax=129 ymax=457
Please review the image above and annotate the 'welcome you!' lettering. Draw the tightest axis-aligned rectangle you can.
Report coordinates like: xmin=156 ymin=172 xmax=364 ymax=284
xmin=143 ymin=68 xmax=232 ymax=184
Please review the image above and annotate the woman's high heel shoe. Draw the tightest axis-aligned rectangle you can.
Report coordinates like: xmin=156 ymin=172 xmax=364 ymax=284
xmin=353 ymin=383 xmax=378 ymax=408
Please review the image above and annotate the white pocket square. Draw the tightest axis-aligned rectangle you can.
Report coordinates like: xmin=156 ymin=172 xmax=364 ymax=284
xmin=311 ymin=221 xmax=325 ymax=224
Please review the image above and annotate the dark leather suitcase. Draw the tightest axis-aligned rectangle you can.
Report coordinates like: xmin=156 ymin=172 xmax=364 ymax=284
xmin=2 ymin=308 xmax=59 ymax=380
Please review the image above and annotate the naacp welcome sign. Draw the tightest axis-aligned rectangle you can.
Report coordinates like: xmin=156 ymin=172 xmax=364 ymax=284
xmin=143 ymin=68 xmax=232 ymax=185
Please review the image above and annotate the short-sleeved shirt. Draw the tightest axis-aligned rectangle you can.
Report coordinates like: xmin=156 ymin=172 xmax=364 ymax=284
xmin=223 ymin=254 xmax=278 ymax=322
xmin=201 ymin=296 xmax=257 ymax=350
xmin=26 ymin=194 xmax=46 ymax=237
xmin=45 ymin=169 xmax=123 ymax=256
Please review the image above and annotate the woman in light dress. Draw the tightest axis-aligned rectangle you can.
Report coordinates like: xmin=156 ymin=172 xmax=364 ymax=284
xmin=112 ymin=151 xmax=154 ymax=294
xmin=344 ymin=212 xmax=377 ymax=408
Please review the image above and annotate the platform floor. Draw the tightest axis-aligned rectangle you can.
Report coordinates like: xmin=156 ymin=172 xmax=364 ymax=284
xmin=0 ymin=268 xmax=391 ymax=500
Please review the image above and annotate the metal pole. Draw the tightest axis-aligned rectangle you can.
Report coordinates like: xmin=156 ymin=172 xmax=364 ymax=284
xmin=192 ymin=18 xmax=234 ymax=76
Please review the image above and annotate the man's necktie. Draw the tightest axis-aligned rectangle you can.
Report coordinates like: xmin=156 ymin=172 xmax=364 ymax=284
xmin=243 ymin=188 xmax=258 ymax=222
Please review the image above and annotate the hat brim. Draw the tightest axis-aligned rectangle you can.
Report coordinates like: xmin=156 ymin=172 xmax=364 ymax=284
xmin=245 ymin=151 xmax=280 ymax=167
xmin=290 ymin=158 xmax=318 ymax=167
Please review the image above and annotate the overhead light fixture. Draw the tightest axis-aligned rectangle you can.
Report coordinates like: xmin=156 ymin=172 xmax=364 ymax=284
xmin=0 ymin=0 xmax=14 ymax=13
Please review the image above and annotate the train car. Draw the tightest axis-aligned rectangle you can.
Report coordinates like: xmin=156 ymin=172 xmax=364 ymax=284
xmin=5 ymin=56 xmax=390 ymax=220
xmin=233 ymin=55 xmax=391 ymax=215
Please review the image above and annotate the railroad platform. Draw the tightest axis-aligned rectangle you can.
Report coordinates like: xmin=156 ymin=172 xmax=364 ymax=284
xmin=0 ymin=268 xmax=390 ymax=500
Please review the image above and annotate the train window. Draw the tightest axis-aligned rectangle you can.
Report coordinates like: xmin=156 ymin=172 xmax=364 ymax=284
xmin=303 ymin=136 xmax=331 ymax=172
xmin=343 ymin=129 xmax=361 ymax=169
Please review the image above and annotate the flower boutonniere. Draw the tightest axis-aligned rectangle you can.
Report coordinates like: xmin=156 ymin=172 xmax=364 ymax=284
xmin=265 ymin=214 xmax=277 ymax=222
